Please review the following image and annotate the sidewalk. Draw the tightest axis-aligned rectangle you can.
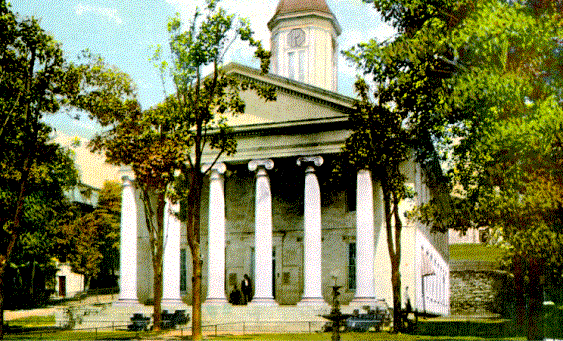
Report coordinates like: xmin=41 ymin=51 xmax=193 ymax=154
xmin=4 ymin=294 xmax=116 ymax=322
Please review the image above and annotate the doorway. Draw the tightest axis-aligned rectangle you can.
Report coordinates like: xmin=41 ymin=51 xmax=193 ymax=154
xmin=59 ymin=276 xmax=66 ymax=297
xmin=272 ymin=247 xmax=276 ymax=299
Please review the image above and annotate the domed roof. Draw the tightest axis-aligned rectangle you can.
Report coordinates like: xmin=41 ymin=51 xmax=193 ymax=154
xmin=273 ymin=0 xmax=334 ymax=17
xmin=268 ymin=0 xmax=340 ymax=34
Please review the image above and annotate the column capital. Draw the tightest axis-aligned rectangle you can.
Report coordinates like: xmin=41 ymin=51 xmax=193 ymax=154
xmin=202 ymin=162 xmax=227 ymax=175
xmin=296 ymin=156 xmax=323 ymax=168
xmin=248 ymin=159 xmax=274 ymax=172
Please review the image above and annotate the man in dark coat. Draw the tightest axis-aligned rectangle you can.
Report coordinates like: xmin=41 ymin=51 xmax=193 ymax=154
xmin=241 ymin=274 xmax=252 ymax=304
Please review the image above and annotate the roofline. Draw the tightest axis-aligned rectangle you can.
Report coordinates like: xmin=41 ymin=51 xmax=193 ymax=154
xmin=221 ymin=62 xmax=355 ymax=109
xmin=231 ymin=115 xmax=349 ymax=135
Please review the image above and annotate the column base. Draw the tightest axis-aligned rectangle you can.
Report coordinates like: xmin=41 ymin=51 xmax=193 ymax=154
xmin=204 ymin=297 xmax=229 ymax=305
xmin=349 ymin=296 xmax=376 ymax=305
xmin=297 ymin=297 xmax=327 ymax=306
xmin=113 ymin=298 xmax=141 ymax=306
xmin=162 ymin=298 xmax=186 ymax=307
xmin=248 ymin=297 xmax=277 ymax=305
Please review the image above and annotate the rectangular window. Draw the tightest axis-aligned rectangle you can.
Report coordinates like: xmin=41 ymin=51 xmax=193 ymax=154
xmin=298 ymin=50 xmax=305 ymax=81
xmin=180 ymin=248 xmax=187 ymax=292
xmin=348 ymin=242 xmax=356 ymax=290
xmin=288 ymin=52 xmax=295 ymax=80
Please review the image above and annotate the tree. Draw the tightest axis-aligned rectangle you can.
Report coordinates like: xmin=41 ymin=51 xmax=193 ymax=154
xmin=87 ymin=64 xmax=172 ymax=330
xmin=2 ymin=147 xmax=79 ymax=310
xmin=340 ymin=78 xmax=411 ymax=332
xmin=441 ymin=2 xmax=563 ymax=338
xmin=89 ymin=1 xmax=273 ymax=336
xmin=56 ymin=180 xmax=121 ymax=290
xmin=0 ymin=2 xmax=84 ymax=337
xmin=347 ymin=0 xmax=563 ymax=339
xmin=156 ymin=1 xmax=274 ymax=338
xmin=0 ymin=2 xmax=133 ymax=337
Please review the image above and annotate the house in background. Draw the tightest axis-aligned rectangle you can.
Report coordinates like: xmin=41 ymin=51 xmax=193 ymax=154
xmin=52 ymin=183 xmax=99 ymax=299
xmin=53 ymin=261 xmax=85 ymax=299
xmin=449 ymin=227 xmax=489 ymax=244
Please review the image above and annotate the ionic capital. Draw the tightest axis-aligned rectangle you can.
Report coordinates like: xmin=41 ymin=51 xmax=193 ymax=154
xmin=202 ymin=162 xmax=227 ymax=175
xmin=296 ymin=156 xmax=323 ymax=168
xmin=248 ymin=159 xmax=274 ymax=172
xmin=121 ymin=175 xmax=134 ymax=187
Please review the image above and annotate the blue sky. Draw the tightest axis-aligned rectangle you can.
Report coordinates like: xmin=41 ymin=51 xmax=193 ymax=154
xmin=10 ymin=0 xmax=395 ymax=140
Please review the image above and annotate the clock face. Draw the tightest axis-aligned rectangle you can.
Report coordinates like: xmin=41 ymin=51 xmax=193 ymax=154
xmin=288 ymin=28 xmax=306 ymax=47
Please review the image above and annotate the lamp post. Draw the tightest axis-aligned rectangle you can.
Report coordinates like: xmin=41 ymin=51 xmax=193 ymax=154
xmin=330 ymin=275 xmax=342 ymax=341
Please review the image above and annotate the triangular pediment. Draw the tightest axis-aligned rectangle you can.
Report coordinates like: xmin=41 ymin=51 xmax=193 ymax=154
xmin=220 ymin=62 xmax=355 ymax=128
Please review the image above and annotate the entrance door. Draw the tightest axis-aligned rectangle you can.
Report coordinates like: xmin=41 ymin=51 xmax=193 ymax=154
xmin=272 ymin=248 xmax=276 ymax=299
xmin=59 ymin=276 xmax=66 ymax=297
xmin=250 ymin=247 xmax=255 ymax=293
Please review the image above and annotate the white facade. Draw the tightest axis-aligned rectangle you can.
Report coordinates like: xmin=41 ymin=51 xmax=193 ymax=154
xmin=116 ymin=0 xmax=450 ymax=316
xmin=54 ymin=262 xmax=85 ymax=299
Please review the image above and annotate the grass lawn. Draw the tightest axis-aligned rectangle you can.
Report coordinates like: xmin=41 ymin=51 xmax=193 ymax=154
xmin=449 ymin=243 xmax=505 ymax=262
xmin=206 ymin=333 xmax=525 ymax=340
xmin=4 ymin=330 xmax=162 ymax=340
xmin=5 ymin=314 xmax=55 ymax=328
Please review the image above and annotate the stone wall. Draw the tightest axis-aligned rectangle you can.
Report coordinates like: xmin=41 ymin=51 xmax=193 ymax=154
xmin=450 ymin=261 xmax=513 ymax=316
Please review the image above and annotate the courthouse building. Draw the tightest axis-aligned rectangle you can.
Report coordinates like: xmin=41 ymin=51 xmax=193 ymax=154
xmin=117 ymin=0 xmax=450 ymax=316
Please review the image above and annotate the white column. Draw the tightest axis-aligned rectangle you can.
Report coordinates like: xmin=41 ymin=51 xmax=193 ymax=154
xmin=351 ymin=169 xmax=376 ymax=304
xmin=205 ymin=163 xmax=228 ymax=304
xmin=162 ymin=199 xmax=182 ymax=305
xmin=297 ymin=156 xmax=325 ymax=305
xmin=116 ymin=175 xmax=140 ymax=305
xmin=248 ymin=159 xmax=276 ymax=305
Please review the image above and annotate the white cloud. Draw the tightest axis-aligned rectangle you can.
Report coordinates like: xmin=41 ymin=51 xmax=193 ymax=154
xmin=164 ymin=0 xmax=277 ymax=65
xmin=74 ymin=3 xmax=123 ymax=25
xmin=163 ymin=0 xmax=396 ymax=95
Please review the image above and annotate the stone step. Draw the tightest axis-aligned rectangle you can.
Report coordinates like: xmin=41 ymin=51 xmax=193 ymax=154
xmin=57 ymin=300 xmax=388 ymax=332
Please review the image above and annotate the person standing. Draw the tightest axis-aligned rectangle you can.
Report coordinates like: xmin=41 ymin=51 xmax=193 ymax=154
xmin=241 ymin=274 xmax=252 ymax=304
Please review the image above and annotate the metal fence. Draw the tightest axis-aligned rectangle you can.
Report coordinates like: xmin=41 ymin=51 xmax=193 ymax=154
xmin=6 ymin=320 xmax=329 ymax=338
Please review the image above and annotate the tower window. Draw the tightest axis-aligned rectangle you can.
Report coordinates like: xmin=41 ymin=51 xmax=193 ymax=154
xmin=288 ymin=50 xmax=306 ymax=82
xmin=298 ymin=50 xmax=305 ymax=82
xmin=288 ymin=52 xmax=295 ymax=80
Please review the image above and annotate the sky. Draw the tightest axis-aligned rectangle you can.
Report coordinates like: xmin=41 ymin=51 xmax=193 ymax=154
xmin=10 ymin=0 xmax=395 ymax=141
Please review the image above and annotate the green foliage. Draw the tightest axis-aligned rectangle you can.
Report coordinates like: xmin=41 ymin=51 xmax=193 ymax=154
xmin=2 ymin=147 xmax=78 ymax=309
xmin=56 ymin=181 xmax=121 ymax=288
xmin=349 ymin=0 xmax=562 ymax=338
xmin=449 ymin=243 xmax=505 ymax=262
xmin=0 ymin=1 xmax=130 ymax=318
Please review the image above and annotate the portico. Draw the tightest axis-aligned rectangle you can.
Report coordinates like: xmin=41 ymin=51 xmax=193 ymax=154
xmin=115 ymin=0 xmax=450 ymax=316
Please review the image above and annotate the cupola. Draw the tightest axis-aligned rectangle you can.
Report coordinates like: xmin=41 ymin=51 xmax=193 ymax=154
xmin=268 ymin=0 xmax=341 ymax=92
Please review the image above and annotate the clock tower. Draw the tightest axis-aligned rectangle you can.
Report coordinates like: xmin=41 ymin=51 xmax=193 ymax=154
xmin=268 ymin=0 xmax=341 ymax=92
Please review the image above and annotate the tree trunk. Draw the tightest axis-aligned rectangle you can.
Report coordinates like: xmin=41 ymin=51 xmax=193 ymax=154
xmin=526 ymin=257 xmax=544 ymax=341
xmin=192 ymin=251 xmax=202 ymax=340
xmin=186 ymin=171 xmax=203 ymax=341
xmin=391 ymin=193 xmax=403 ymax=332
xmin=152 ymin=193 xmax=166 ymax=332
xmin=0 ymin=276 xmax=4 ymax=340
xmin=152 ymin=261 xmax=163 ymax=331
xmin=513 ymin=253 xmax=526 ymax=336
xmin=391 ymin=259 xmax=402 ymax=332
xmin=380 ymin=178 xmax=403 ymax=333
